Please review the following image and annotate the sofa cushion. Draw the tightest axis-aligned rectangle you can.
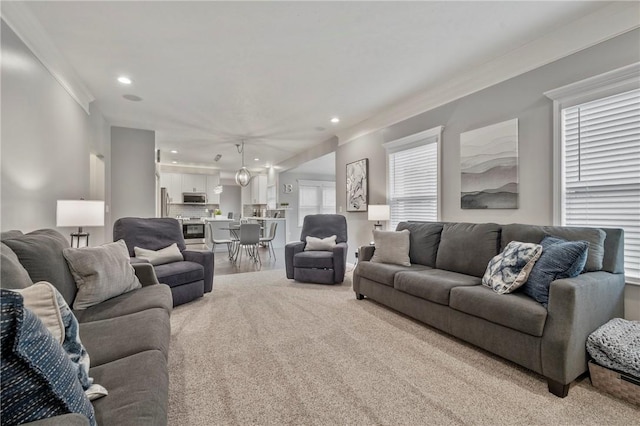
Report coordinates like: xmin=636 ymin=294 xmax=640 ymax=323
xmin=1 ymin=242 xmax=33 ymax=290
xmin=501 ymin=224 xmax=605 ymax=272
xmin=63 ymin=240 xmax=142 ymax=310
xmin=154 ymin=261 xmax=205 ymax=288
xmin=90 ymin=350 xmax=168 ymax=426
xmin=396 ymin=222 xmax=443 ymax=267
xmin=293 ymin=251 xmax=334 ymax=269
xmin=521 ymin=237 xmax=588 ymax=307
xmin=356 ymin=261 xmax=430 ymax=287
xmin=395 ymin=269 xmax=481 ymax=305
xmin=0 ymin=290 xmax=96 ymax=426
xmin=436 ymin=222 xmax=501 ymax=277
xmin=2 ymin=229 xmax=78 ymax=306
xmin=73 ymin=284 xmax=173 ymax=323
xmin=482 ymin=241 xmax=542 ymax=294
xmin=450 ymin=286 xmax=548 ymax=337
xmin=80 ymin=308 xmax=171 ymax=367
xmin=370 ymin=229 xmax=411 ymax=266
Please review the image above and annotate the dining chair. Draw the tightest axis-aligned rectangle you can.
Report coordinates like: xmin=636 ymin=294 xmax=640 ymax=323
xmin=206 ymin=222 xmax=234 ymax=258
xmin=237 ymin=223 xmax=261 ymax=266
xmin=259 ymin=222 xmax=278 ymax=260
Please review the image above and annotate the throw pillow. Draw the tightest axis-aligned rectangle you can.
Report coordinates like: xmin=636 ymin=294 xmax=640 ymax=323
xmin=305 ymin=235 xmax=337 ymax=251
xmin=134 ymin=242 xmax=184 ymax=266
xmin=1 ymin=242 xmax=34 ymax=290
xmin=16 ymin=282 xmax=108 ymax=401
xmin=370 ymin=229 xmax=411 ymax=267
xmin=0 ymin=290 xmax=96 ymax=426
xmin=482 ymin=241 xmax=543 ymax=294
xmin=63 ymin=239 xmax=142 ymax=310
xmin=521 ymin=236 xmax=588 ymax=307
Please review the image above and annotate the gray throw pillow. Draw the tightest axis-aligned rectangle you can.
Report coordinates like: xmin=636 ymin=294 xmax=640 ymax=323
xmin=63 ymin=240 xmax=142 ymax=310
xmin=370 ymin=229 xmax=411 ymax=267
xmin=1 ymin=243 xmax=33 ymax=290
xmin=134 ymin=243 xmax=183 ymax=266
xmin=305 ymin=235 xmax=337 ymax=251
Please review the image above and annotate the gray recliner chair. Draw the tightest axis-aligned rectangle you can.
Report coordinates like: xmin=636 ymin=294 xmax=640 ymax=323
xmin=113 ymin=217 xmax=214 ymax=306
xmin=285 ymin=214 xmax=348 ymax=284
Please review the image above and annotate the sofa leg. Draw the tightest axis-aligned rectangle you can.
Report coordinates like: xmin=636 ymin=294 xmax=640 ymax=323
xmin=355 ymin=293 xmax=364 ymax=300
xmin=547 ymin=379 xmax=570 ymax=398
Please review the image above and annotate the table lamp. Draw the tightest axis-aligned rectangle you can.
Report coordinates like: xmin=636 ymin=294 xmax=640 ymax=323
xmin=56 ymin=200 xmax=105 ymax=248
xmin=368 ymin=205 xmax=390 ymax=231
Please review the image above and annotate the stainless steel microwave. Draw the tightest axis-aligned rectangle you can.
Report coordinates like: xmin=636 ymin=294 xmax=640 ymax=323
xmin=182 ymin=193 xmax=207 ymax=204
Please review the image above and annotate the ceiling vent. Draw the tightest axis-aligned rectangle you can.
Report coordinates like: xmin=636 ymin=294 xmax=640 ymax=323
xmin=214 ymin=154 xmax=222 ymax=162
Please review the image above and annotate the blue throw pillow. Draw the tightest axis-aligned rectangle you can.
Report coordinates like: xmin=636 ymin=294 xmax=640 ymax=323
xmin=0 ymin=290 xmax=96 ymax=426
xmin=521 ymin=236 xmax=588 ymax=307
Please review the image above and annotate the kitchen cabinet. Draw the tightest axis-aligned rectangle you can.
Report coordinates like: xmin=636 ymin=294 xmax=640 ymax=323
xmin=160 ymin=173 xmax=183 ymax=203
xmin=205 ymin=174 xmax=220 ymax=205
xmin=250 ymin=175 xmax=268 ymax=204
xmin=182 ymin=173 xmax=206 ymax=193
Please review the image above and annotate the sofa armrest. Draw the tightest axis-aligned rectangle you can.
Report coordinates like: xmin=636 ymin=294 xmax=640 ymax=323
xmin=332 ymin=242 xmax=348 ymax=283
xmin=541 ymin=271 xmax=625 ymax=384
xmin=132 ymin=263 xmax=160 ymax=287
xmin=22 ymin=413 xmax=90 ymax=426
xmin=285 ymin=241 xmax=305 ymax=279
xmin=183 ymin=250 xmax=214 ymax=293
xmin=359 ymin=245 xmax=375 ymax=262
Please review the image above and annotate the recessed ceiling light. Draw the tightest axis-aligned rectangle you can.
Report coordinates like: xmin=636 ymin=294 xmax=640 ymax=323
xmin=170 ymin=150 xmax=178 ymax=154
xmin=117 ymin=76 xmax=132 ymax=85
xmin=254 ymin=158 xmax=260 ymax=161
xmin=330 ymin=117 xmax=340 ymax=124
xmin=172 ymin=161 xmax=177 ymax=164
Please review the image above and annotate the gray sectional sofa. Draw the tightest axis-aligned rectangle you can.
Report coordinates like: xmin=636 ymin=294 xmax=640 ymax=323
xmin=1 ymin=229 xmax=172 ymax=425
xmin=353 ymin=221 xmax=626 ymax=397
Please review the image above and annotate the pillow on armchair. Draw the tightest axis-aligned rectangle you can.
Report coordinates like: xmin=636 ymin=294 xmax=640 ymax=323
xmin=304 ymin=235 xmax=337 ymax=251
xmin=134 ymin=243 xmax=184 ymax=265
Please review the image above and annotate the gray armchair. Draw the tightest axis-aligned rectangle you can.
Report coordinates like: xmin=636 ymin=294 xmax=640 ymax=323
xmin=113 ymin=217 xmax=214 ymax=306
xmin=285 ymin=214 xmax=348 ymax=284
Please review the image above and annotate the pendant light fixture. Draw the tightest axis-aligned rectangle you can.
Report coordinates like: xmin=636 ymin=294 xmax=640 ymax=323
xmin=235 ymin=141 xmax=252 ymax=187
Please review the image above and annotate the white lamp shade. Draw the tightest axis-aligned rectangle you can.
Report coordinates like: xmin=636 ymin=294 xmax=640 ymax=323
xmin=56 ymin=200 xmax=105 ymax=227
xmin=368 ymin=204 xmax=390 ymax=221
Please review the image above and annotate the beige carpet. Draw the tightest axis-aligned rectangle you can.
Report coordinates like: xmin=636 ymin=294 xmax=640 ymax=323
xmin=168 ymin=270 xmax=638 ymax=425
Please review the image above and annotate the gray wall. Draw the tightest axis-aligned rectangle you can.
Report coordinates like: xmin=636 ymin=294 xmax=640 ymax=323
xmin=110 ymin=127 xmax=156 ymax=234
xmin=219 ymin=185 xmax=241 ymax=219
xmin=278 ymin=172 xmax=336 ymax=242
xmin=337 ymin=29 xmax=640 ymax=319
xmin=1 ymin=22 xmax=111 ymax=244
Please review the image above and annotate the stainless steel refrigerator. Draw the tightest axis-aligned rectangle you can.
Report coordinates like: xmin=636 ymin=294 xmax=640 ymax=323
xmin=160 ymin=187 xmax=170 ymax=217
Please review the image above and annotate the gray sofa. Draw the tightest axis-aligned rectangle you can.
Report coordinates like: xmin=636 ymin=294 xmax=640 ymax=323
xmin=353 ymin=221 xmax=626 ymax=397
xmin=1 ymin=229 xmax=172 ymax=425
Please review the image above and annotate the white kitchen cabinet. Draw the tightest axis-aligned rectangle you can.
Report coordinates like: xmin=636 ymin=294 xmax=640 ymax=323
xmin=160 ymin=173 xmax=183 ymax=203
xmin=182 ymin=173 xmax=206 ymax=193
xmin=250 ymin=175 xmax=268 ymax=204
xmin=205 ymin=174 xmax=220 ymax=205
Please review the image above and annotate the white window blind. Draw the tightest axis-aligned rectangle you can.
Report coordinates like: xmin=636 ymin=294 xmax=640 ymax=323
xmin=298 ymin=180 xmax=336 ymax=227
xmin=561 ymin=88 xmax=640 ymax=282
xmin=388 ymin=141 xmax=438 ymax=230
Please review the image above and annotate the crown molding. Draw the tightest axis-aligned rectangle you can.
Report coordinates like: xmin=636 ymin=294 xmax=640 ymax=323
xmin=336 ymin=2 xmax=640 ymax=145
xmin=2 ymin=2 xmax=95 ymax=114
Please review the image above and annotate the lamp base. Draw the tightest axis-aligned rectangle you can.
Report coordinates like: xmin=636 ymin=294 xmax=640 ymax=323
xmin=373 ymin=222 xmax=383 ymax=231
xmin=70 ymin=232 xmax=90 ymax=248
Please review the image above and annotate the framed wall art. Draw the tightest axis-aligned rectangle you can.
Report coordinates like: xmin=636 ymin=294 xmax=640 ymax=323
xmin=460 ymin=118 xmax=519 ymax=209
xmin=346 ymin=158 xmax=368 ymax=212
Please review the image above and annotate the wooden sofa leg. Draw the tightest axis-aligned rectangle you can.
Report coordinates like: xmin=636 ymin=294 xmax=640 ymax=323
xmin=355 ymin=293 xmax=364 ymax=300
xmin=547 ymin=379 xmax=570 ymax=398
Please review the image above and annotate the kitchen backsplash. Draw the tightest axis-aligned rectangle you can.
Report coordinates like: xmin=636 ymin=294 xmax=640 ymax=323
xmin=169 ymin=204 xmax=219 ymax=218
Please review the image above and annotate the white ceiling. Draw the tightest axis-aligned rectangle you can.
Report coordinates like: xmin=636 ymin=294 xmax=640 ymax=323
xmin=15 ymin=1 xmax=613 ymax=174
xmin=285 ymin=152 xmax=336 ymax=177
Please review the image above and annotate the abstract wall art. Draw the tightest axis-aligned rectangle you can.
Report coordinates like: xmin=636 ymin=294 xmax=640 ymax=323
xmin=346 ymin=158 xmax=368 ymax=212
xmin=460 ymin=118 xmax=519 ymax=209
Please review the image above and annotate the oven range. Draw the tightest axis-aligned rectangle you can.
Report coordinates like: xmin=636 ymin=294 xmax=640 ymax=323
xmin=180 ymin=218 xmax=206 ymax=244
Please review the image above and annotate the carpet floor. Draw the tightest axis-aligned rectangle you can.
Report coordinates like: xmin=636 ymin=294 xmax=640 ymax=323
xmin=168 ymin=270 xmax=639 ymax=425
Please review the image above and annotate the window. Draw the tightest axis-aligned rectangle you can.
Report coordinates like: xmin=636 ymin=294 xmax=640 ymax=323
xmin=298 ymin=180 xmax=336 ymax=226
xmin=546 ymin=63 xmax=640 ymax=283
xmin=383 ymin=126 xmax=443 ymax=230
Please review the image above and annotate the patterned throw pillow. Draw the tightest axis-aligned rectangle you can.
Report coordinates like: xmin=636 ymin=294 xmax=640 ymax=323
xmin=521 ymin=236 xmax=588 ymax=307
xmin=0 ymin=289 xmax=96 ymax=426
xmin=482 ymin=241 xmax=543 ymax=294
